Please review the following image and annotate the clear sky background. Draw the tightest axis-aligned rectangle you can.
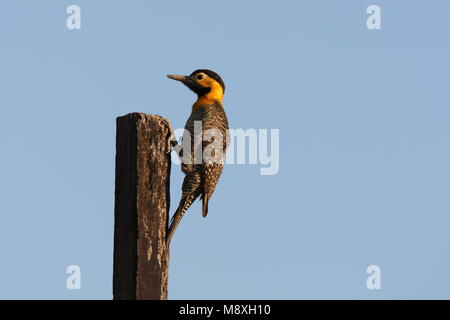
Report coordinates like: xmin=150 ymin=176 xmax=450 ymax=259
xmin=1 ymin=0 xmax=450 ymax=299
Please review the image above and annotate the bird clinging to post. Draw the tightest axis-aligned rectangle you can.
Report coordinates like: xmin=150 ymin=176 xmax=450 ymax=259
xmin=166 ymin=69 xmax=229 ymax=247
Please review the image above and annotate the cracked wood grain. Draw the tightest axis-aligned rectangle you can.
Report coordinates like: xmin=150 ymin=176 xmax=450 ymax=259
xmin=113 ymin=113 xmax=171 ymax=300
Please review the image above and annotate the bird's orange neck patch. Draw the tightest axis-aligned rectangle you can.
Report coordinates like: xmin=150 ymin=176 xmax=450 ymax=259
xmin=193 ymin=79 xmax=224 ymax=110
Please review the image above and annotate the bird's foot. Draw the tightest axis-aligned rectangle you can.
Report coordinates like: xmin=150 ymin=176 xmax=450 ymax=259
xmin=159 ymin=118 xmax=177 ymax=154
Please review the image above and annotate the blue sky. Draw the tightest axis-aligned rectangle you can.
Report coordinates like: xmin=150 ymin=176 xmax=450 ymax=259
xmin=1 ymin=0 xmax=450 ymax=299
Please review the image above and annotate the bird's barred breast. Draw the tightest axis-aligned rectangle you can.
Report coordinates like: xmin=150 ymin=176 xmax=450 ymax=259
xmin=181 ymin=102 xmax=229 ymax=173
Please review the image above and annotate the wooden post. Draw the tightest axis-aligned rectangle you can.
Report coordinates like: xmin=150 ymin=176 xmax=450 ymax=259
xmin=113 ymin=113 xmax=171 ymax=300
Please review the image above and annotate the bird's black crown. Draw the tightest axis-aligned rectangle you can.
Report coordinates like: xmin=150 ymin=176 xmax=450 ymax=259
xmin=190 ymin=69 xmax=225 ymax=93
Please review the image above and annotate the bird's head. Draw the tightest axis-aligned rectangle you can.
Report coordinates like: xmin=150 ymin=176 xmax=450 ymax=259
xmin=167 ymin=69 xmax=225 ymax=103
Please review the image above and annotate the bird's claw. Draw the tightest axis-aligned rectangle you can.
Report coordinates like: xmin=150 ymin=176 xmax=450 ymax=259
xmin=159 ymin=118 xmax=176 ymax=154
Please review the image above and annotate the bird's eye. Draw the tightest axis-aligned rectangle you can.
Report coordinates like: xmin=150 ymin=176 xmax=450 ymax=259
xmin=196 ymin=74 xmax=204 ymax=80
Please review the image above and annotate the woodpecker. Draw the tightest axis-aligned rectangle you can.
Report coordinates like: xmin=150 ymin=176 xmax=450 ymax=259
xmin=166 ymin=69 xmax=229 ymax=246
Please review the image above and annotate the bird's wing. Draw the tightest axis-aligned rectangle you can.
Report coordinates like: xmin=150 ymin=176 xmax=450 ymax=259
xmin=202 ymin=163 xmax=224 ymax=217
xmin=200 ymin=103 xmax=229 ymax=217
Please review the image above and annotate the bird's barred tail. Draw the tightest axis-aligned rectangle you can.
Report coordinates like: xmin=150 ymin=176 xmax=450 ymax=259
xmin=166 ymin=195 xmax=196 ymax=246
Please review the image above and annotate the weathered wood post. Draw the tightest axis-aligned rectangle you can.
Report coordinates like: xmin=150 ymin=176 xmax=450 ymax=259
xmin=113 ymin=113 xmax=171 ymax=300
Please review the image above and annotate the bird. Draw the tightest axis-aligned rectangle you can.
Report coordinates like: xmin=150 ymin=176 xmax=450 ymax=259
xmin=166 ymin=69 xmax=229 ymax=246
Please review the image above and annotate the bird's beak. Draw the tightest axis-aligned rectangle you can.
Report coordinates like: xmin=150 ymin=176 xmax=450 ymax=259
xmin=167 ymin=74 xmax=206 ymax=95
xmin=167 ymin=74 xmax=188 ymax=82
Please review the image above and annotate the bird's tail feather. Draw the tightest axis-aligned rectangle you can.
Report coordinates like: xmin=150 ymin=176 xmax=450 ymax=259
xmin=166 ymin=195 xmax=196 ymax=246
xmin=167 ymin=205 xmax=185 ymax=247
